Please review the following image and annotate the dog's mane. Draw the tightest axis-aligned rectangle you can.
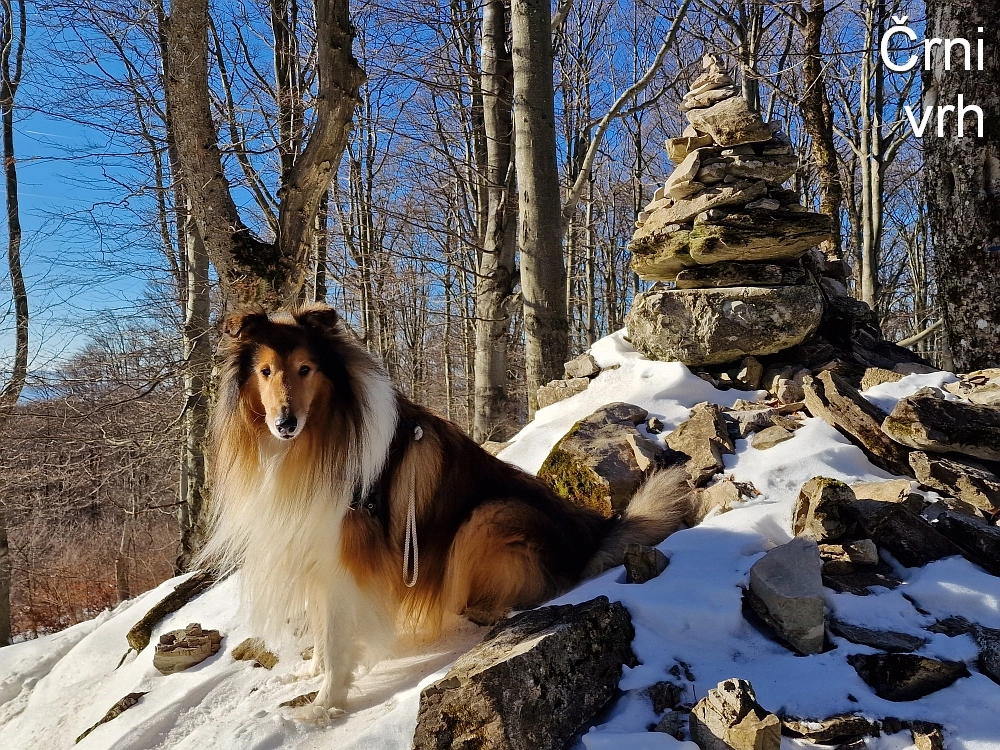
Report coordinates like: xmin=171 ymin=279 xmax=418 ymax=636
xmin=202 ymin=304 xmax=399 ymax=583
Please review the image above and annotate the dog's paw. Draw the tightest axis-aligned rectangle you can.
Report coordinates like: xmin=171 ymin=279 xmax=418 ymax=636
xmin=313 ymin=682 xmax=350 ymax=711
xmin=288 ymin=703 xmax=346 ymax=724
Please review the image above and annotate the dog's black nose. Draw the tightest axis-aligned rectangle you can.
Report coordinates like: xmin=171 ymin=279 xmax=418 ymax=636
xmin=275 ymin=414 xmax=298 ymax=436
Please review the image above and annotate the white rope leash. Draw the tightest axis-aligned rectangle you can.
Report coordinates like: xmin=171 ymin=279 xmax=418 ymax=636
xmin=403 ymin=424 xmax=423 ymax=588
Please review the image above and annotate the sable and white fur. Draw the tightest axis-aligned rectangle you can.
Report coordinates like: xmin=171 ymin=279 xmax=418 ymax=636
xmin=205 ymin=304 xmax=690 ymax=709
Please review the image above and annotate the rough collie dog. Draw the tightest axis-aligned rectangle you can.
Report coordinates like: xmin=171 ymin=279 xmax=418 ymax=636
xmin=204 ymin=303 xmax=690 ymax=710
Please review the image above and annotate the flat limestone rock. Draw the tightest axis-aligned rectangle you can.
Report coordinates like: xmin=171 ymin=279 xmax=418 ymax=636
xmin=932 ymin=509 xmax=1000 ymax=575
xmin=748 ymin=537 xmax=825 ymax=655
xmin=536 ymin=377 xmax=590 ymax=409
xmin=640 ymin=180 xmax=768 ymax=226
xmin=686 ymin=96 xmax=773 ymax=147
xmin=828 ymin=619 xmax=927 ymax=652
xmin=689 ymin=209 xmax=833 ymax=264
xmin=666 ymin=402 xmax=735 ymax=487
xmin=538 ymin=403 xmax=656 ymax=516
xmin=802 ymin=371 xmax=913 ymax=478
xmin=847 ymin=653 xmax=970 ymax=702
xmin=819 ymin=539 xmax=879 ymax=566
xmin=153 ymin=623 xmax=223 ymax=675
xmin=689 ymin=679 xmax=781 ymax=750
xmin=564 ymin=353 xmax=600 ymax=379
xmin=848 ymin=500 xmax=963 ymax=568
xmin=674 ymin=260 xmax=806 ymax=289
xmin=724 ymin=154 xmax=798 ymax=185
xmin=413 ymin=597 xmax=636 ymax=750
xmin=861 ymin=367 xmax=905 ymax=390
xmin=883 ymin=393 xmax=1000 ymax=462
xmin=231 ymin=637 xmax=279 ymax=669
xmin=667 ymin=134 xmax=716 ymax=162
xmin=782 ymin=714 xmax=879 ymax=743
xmin=750 ymin=425 xmax=794 ymax=450
xmin=943 ymin=368 xmax=1000 ymax=405
xmin=821 ymin=562 xmax=902 ymax=596
xmin=849 ymin=479 xmax=914 ymax=504
xmin=909 ymin=451 xmax=1000 ymax=517
xmin=693 ymin=479 xmax=745 ymax=522
xmin=626 ymin=285 xmax=823 ymax=367
xmin=666 ymin=148 xmax=707 ymax=199
xmin=792 ymin=477 xmax=857 ymax=541
xmin=630 ymin=228 xmax=696 ymax=281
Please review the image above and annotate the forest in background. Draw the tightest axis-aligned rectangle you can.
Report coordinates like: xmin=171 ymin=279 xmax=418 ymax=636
xmin=0 ymin=0 xmax=988 ymax=639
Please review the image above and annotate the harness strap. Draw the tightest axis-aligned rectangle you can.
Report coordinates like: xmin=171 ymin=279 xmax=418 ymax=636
xmin=402 ymin=424 xmax=422 ymax=588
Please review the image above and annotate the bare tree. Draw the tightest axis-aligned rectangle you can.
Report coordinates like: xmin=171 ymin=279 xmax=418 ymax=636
xmin=790 ymin=0 xmax=844 ymax=264
xmin=165 ymin=0 xmax=365 ymax=309
xmin=473 ymin=0 xmax=517 ymax=443
xmin=924 ymin=0 xmax=1000 ymax=370
xmin=512 ymin=0 xmax=568 ymax=415
xmin=0 ymin=0 xmax=26 ymax=647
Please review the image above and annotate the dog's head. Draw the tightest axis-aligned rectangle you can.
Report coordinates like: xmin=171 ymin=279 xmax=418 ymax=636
xmin=221 ymin=304 xmax=344 ymax=441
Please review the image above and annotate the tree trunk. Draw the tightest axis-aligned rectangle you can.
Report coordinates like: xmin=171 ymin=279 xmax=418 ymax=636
xmin=0 ymin=0 xmax=26 ymax=648
xmin=164 ymin=0 xmax=364 ymax=309
xmin=512 ymin=0 xmax=567 ymax=416
xmin=176 ymin=202 xmax=211 ymax=573
xmin=924 ymin=0 xmax=1000 ymax=371
xmin=796 ymin=0 xmax=844 ymax=267
xmin=473 ymin=0 xmax=517 ymax=443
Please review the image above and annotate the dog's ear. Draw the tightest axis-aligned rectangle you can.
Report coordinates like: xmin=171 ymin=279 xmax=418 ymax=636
xmin=295 ymin=304 xmax=341 ymax=333
xmin=222 ymin=309 xmax=268 ymax=340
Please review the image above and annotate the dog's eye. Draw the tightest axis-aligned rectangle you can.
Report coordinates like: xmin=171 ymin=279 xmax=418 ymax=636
xmin=260 ymin=367 xmax=271 ymax=377
xmin=299 ymin=365 xmax=311 ymax=376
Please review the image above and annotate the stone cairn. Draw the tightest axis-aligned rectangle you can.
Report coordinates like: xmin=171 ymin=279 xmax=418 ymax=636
xmin=625 ymin=54 xmax=834 ymax=372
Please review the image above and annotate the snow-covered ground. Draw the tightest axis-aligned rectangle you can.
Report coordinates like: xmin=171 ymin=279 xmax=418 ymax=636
xmin=1 ymin=331 xmax=996 ymax=750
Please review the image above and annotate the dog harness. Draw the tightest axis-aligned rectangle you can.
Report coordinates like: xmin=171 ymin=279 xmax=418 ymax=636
xmin=350 ymin=418 xmax=423 ymax=587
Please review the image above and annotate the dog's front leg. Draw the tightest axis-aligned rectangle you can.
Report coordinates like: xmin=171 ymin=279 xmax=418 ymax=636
xmin=312 ymin=614 xmax=358 ymax=709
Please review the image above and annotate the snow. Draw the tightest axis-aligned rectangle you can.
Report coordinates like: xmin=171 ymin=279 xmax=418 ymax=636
xmin=2 ymin=330 xmax=999 ymax=749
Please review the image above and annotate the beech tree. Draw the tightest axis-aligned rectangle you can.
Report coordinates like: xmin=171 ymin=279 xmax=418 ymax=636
xmin=923 ymin=0 xmax=1000 ymax=370
xmin=164 ymin=0 xmax=365 ymax=309
xmin=0 ymin=0 xmax=26 ymax=647
xmin=512 ymin=0 xmax=568 ymax=414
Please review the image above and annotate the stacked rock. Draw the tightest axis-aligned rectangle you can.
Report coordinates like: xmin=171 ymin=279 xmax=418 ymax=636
xmin=626 ymin=54 xmax=833 ymax=368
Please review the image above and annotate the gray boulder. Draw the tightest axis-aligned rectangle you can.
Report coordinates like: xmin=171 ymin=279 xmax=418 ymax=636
xmin=626 ymin=285 xmax=823 ymax=366
xmin=747 ymin=537 xmax=825 ymax=655
xmin=413 ymin=596 xmax=636 ymax=750
xmin=909 ymin=451 xmax=1000 ymax=517
xmin=847 ymin=653 xmax=970 ymax=702
xmin=537 ymin=403 xmax=658 ymax=516
xmin=848 ymin=500 xmax=963 ymax=568
xmin=792 ymin=476 xmax=856 ymax=541
xmin=685 ymin=95 xmax=773 ymax=147
xmin=882 ymin=392 xmax=1000 ymax=462
xmin=564 ymin=353 xmax=601 ymax=379
xmin=666 ymin=402 xmax=735 ymax=486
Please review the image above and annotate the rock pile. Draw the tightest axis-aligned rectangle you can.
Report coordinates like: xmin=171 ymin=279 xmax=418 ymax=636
xmin=152 ymin=623 xmax=223 ymax=675
xmin=626 ymin=54 xmax=831 ymax=367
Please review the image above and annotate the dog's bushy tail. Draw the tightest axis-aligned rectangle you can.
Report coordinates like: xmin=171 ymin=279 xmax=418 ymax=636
xmin=582 ymin=466 xmax=692 ymax=579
